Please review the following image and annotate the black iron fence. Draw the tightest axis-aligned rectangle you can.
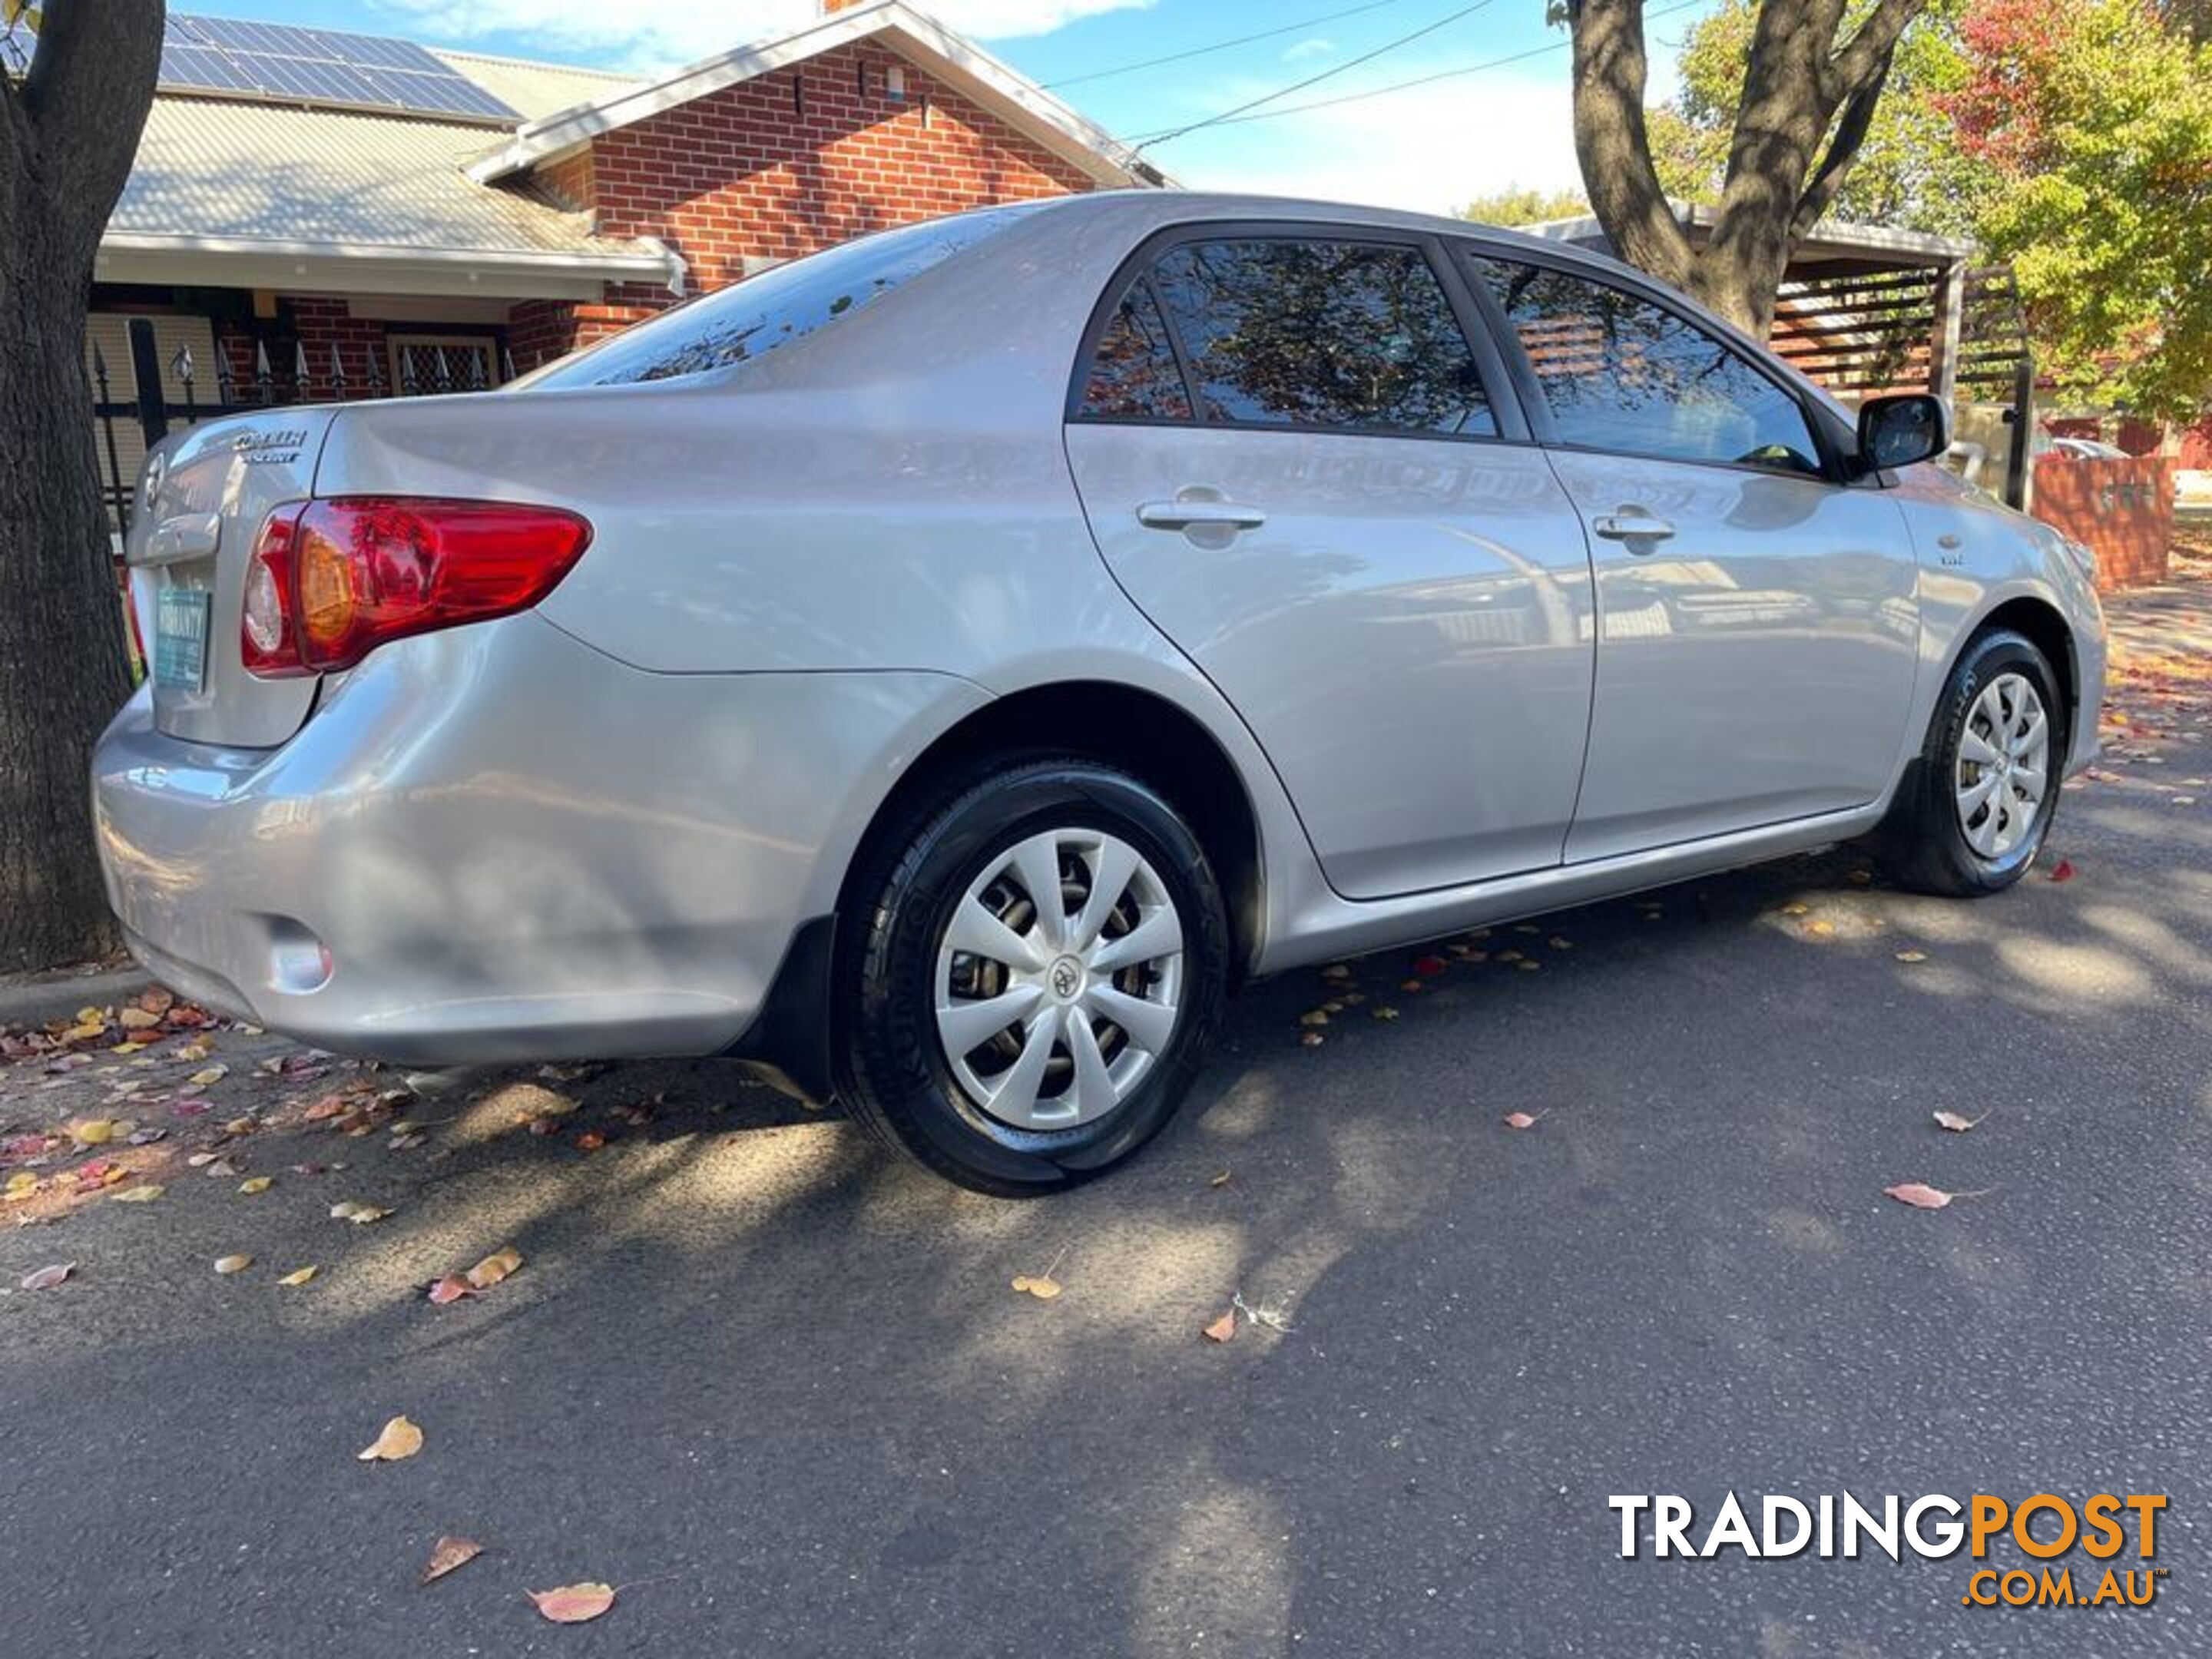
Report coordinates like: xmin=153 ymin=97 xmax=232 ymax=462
xmin=93 ymin=316 xmax=515 ymax=538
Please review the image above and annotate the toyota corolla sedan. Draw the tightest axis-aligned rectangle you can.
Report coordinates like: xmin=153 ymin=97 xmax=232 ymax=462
xmin=94 ymin=191 xmax=2106 ymax=1194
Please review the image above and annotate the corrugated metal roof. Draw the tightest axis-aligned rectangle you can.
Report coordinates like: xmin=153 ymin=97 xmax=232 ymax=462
xmin=429 ymin=48 xmax=638 ymax=124
xmin=114 ymin=93 xmax=636 ymax=260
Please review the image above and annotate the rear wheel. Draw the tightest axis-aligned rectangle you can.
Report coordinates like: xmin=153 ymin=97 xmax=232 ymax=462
xmin=835 ymin=757 xmax=1229 ymax=1195
xmin=1879 ymin=629 xmax=2065 ymax=896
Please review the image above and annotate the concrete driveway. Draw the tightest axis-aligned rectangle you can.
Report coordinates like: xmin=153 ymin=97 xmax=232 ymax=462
xmin=5 ymin=566 xmax=2210 ymax=1658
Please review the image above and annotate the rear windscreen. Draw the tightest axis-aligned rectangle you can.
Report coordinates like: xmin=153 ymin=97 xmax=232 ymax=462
xmin=522 ymin=204 xmax=1039 ymax=389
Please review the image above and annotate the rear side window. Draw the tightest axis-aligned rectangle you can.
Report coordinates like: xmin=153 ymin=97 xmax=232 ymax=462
xmin=525 ymin=205 xmax=1036 ymax=389
xmin=1469 ymin=257 xmax=1822 ymax=475
xmin=1078 ymin=237 xmax=1495 ymax=438
xmin=1078 ymin=280 xmax=1192 ymax=420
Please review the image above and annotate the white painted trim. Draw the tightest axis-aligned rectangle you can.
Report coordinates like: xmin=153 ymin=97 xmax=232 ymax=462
xmin=94 ymin=231 xmax=667 ymax=300
xmin=464 ymin=1 xmax=1163 ymax=190
xmin=1525 ymin=204 xmax=1973 ymax=267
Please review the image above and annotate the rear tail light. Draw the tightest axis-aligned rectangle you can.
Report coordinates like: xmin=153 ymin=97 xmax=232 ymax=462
xmin=242 ymin=498 xmax=592 ymax=677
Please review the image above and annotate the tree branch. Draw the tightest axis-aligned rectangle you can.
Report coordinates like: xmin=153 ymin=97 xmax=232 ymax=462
xmin=1826 ymin=0 xmax=1927 ymax=105
xmin=1567 ymin=0 xmax=1693 ymax=286
xmin=1791 ymin=44 xmax=1894 ymax=241
xmin=22 ymin=0 xmax=164 ymax=229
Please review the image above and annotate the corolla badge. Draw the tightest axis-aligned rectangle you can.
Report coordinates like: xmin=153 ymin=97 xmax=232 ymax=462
xmin=232 ymin=429 xmax=307 ymax=465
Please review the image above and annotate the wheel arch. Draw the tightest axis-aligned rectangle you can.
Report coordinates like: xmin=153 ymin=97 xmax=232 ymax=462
xmin=1964 ymin=594 xmax=2081 ymax=743
xmin=834 ymin=680 xmax=1267 ymax=980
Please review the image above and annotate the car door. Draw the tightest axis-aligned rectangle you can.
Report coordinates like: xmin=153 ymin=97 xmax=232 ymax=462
xmin=1062 ymin=227 xmax=1595 ymax=900
xmin=1461 ymin=251 xmax=1922 ymax=864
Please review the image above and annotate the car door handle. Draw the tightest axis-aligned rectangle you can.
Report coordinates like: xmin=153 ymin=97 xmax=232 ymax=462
xmin=1591 ymin=512 xmax=1676 ymax=547
xmin=1137 ymin=500 xmax=1268 ymax=533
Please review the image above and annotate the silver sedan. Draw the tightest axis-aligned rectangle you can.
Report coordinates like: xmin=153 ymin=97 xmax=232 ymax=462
xmin=94 ymin=192 xmax=2106 ymax=1193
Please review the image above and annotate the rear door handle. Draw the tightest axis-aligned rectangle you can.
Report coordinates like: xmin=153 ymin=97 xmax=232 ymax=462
xmin=1137 ymin=500 xmax=1267 ymax=533
xmin=1591 ymin=513 xmax=1676 ymax=546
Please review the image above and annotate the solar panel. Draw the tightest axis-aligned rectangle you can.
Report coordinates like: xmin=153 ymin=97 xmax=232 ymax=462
xmin=159 ymin=14 xmax=521 ymax=124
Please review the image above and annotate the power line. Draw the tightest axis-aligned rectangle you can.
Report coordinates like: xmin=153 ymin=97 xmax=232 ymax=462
xmin=1128 ymin=0 xmax=1704 ymax=145
xmin=1042 ymin=0 xmax=1419 ymax=91
xmin=1134 ymin=0 xmax=1500 ymax=152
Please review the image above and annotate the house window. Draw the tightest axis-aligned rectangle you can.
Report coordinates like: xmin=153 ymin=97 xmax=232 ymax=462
xmin=389 ymin=334 xmax=502 ymax=396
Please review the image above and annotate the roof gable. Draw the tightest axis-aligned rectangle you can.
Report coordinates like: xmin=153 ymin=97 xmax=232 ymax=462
xmin=465 ymin=0 xmax=1163 ymax=190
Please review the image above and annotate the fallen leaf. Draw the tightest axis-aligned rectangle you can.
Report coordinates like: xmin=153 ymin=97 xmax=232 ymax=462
xmin=528 ymin=1583 xmax=615 ymax=1624
xmin=118 ymin=1006 xmax=161 ymax=1031
xmin=358 ymin=1415 xmax=424 ymax=1462
xmin=237 ymin=1176 xmax=273 ymax=1195
xmin=188 ymin=1066 xmax=229 ymax=1088
xmin=1548 ymin=936 xmax=1573 ymax=950
xmin=138 ymin=986 xmax=177 ymax=1016
xmin=1502 ymin=1111 xmax=1548 ymax=1131
xmin=1412 ymin=954 xmax=1447 ymax=976
xmin=1781 ymin=902 xmax=1810 ymax=917
xmin=1297 ymin=1008 xmax=1330 ymax=1028
xmin=427 ymin=1273 xmax=475 ymax=1306
xmin=1201 ymin=1309 xmax=1237 ymax=1343
xmin=5 ymin=1171 xmax=41 ymax=1203
xmin=466 ymin=1246 xmax=523 ymax=1290
xmin=1320 ymin=963 xmax=1352 ymax=981
xmin=1299 ymin=1031 xmax=1324 ymax=1048
xmin=421 ymin=1536 xmax=482 ymax=1585
xmin=214 ymin=1253 xmax=254 ymax=1275
xmin=1009 ymin=1274 xmax=1063 ymax=1300
xmin=2049 ymin=859 xmax=2076 ymax=883
xmin=574 ymin=1131 xmax=606 ymax=1152
xmin=278 ymin=1266 xmax=319 ymax=1286
xmin=111 ymin=1184 xmax=166 ymax=1204
xmin=1883 ymin=1181 xmax=1994 ymax=1210
xmin=68 ymin=1118 xmax=115 ymax=1147
xmin=1806 ymin=919 xmax=1837 ymax=938
xmin=187 ymin=1151 xmax=219 ymax=1168
xmin=20 ymin=1263 xmax=74 ymax=1290
xmin=174 ymin=1040 xmax=211 ymax=1064
xmin=1932 ymin=1110 xmax=1991 ymax=1133
xmin=1399 ymin=978 xmax=1424 ymax=992
xmin=1209 ymin=1169 xmax=1232 ymax=1189
xmin=201 ymin=1157 xmax=241 ymax=1179
xmin=329 ymin=1200 xmax=392 ymax=1224
xmin=1847 ymin=869 xmax=1874 ymax=886
xmin=1370 ymin=1005 xmax=1400 ymax=1022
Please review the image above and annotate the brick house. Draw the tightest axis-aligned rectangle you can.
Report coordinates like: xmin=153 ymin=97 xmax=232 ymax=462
xmin=86 ymin=0 xmax=1161 ymax=519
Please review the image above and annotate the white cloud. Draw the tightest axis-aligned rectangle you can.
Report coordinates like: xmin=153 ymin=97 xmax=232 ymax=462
xmin=1281 ymin=36 xmax=1336 ymax=62
xmin=382 ymin=0 xmax=1153 ymax=71
xmin=1167 ymin=73 xmax=1580 ymax=220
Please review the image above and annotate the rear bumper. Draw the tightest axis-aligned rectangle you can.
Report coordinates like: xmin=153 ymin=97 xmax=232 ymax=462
xmin=91 ymin=615 xmax=985 ymax=1068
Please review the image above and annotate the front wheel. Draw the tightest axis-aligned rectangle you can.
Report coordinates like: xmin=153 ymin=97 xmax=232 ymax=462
xmin=835 ymin=757 xmax=1230 ymax=1195
xmin=1879 ymin=629 xmax=2065 ymax=896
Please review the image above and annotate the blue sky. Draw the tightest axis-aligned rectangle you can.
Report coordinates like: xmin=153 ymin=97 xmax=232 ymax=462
xmin=165 ymin=1 xmax=1710 ymax=214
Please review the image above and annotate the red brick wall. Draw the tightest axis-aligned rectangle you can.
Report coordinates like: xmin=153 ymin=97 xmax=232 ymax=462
xmin=506 ymin=299 xmax=580 ymax=373
xmin=546 ymin=40 xmax=1096 ymax=347
xmin=2032 ymin=456 xmax=2177 ymax=588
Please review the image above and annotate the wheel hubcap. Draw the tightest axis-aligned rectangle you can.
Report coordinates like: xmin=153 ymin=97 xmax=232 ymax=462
xmin=1955 ymin=671 xmax=2050 ymax=860
xmin=933 ymin=827 xmax=1184 ymax=1131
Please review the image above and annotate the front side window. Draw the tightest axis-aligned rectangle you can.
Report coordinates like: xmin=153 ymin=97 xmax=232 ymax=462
xmin=525 ymin=204 xmax=1038 ymax=389
xmin=1469 ymin=257 xmax=1823 ymax=475
xmin=1081 ymin=237 xmax=1493 ymax=438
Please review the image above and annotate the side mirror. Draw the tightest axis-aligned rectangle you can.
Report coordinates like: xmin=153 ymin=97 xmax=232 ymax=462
xmin=1858 ymin=393 xmax=1950 ymax=473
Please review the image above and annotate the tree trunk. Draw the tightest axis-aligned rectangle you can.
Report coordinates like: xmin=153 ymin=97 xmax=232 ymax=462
xmin=1567 ymin=0 xmax=1928 ymax=340
xmin=0 ymin=0 xmax=166 ymax=972
xmin=0 ymin=225 xmax=133 ymax=971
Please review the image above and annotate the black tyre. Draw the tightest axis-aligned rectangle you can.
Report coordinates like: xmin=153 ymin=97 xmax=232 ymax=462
xmin=1878 ymin=629 xmax=2065 ymax=896
xmin=834 ymin=756 xmax=1230 ymax=1196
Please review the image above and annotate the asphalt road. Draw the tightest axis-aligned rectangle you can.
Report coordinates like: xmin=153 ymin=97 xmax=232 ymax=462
xmin=5 ymin=573 xmax=2211 ymax=1659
